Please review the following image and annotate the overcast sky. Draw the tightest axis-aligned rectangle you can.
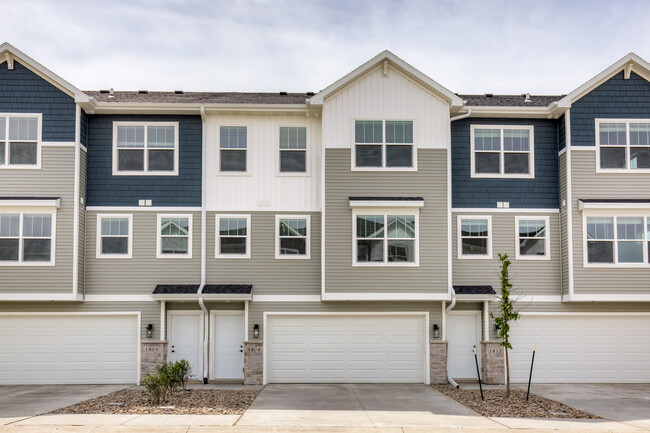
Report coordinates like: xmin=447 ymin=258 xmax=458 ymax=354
xmin=3 ymin=0 xmax=649 ymax=95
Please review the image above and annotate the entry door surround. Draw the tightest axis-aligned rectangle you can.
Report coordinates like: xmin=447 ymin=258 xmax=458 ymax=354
xmin=447 ymin=311 xmax=481 ymax=380
xmin=210 ymin=310 xmax=245 ymax=379
xmin=167 ymin=311 xmax=203 ymax=379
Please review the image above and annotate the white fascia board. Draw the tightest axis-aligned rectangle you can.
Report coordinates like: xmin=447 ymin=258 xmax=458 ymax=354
xmin=321 ymin=292 xmax=449 ymax=301
xmin=455 ymin=295 xmax=498 ymax=302
xmin=558 ymin=52 xmax=650 ymax=106
xmin=310 ymin=50 xmax=463 ymax=108
xmin=87 ymin=206 xmax=201 ymax=212
xmin=150 ymin=293 xmax=252 ymax=301
xmin=562 ymin=294 xmax=650 ymax=302
xmin=466 ymin=105 xmax=558 ymax=119
xmin=451 ymin=208 xmax=559 ymax=213
xmin=0 ymin=293 xmax=83 ymax=301
xmin=85 ymin=102 xmax=311 ymax=116
xmin=0 ymin=42 xmax=86 ymax=100
xmin=0 ymin=198 xmax=61 ymax=208
xmin=349 ymin=200 xmax=424 ymax=208
xmin=578 ymin=201 xmax=650 ymax=211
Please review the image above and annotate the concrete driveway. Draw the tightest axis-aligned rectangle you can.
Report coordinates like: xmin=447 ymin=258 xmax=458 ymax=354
xmin=0 ymin=384 xmax=128 ymax=425
xmin=520 ymin=383 xmax=650 ymax=430
xmin=237 ymin=383 xmax=502 ymax=429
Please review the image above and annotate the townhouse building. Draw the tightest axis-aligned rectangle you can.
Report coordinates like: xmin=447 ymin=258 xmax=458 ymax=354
xmin=1 ymin=42 xmax=649 ymax=385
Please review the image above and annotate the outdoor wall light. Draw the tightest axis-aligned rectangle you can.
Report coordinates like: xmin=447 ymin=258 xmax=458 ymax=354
xmin=433 ymin=324 xmax=440 ymax=339
xmin=253 ymin=324 xmax=260 ymax=339
xmin=146 ymin=324 xmax=153 ymax=339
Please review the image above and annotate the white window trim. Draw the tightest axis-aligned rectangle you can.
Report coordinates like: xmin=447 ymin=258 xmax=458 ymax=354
xmin=0 ymin=113 xmax=42 ymax=170
xmin=582 ymin=209 xmax=650 ymax=268
xmin=351 ymin=119 xmax=417 ymax=172
xmin=275 ymin=214 xmax=311 ymax=260
xmin=156 ymin=214 xmax=193 ymax=259
xmin=96 ymin=214 xmax=133 ymax=259
xmin=0 ymin=206 xmax=56 ymax=266
xmin=595 ymin=119 xmax=650 ymax=173
xmin=351 ymin=207 xmax=420 ymax=267
xmin=112 ymin=121 xmax=179 ymax=176
xmin=277 ymin=124 xmax=310 ymax=177
xmin=217 ymin=124 xmax=250 ymax=176
xmin=457 ymin=215 xmax=493 ymax=260
xmin=514 ymin=215 xmax=550 ymax=261
xmin=215 ymin=214 xmax=251 ymax=259
xmin=470 ymin=124 xmax=534 ymax=179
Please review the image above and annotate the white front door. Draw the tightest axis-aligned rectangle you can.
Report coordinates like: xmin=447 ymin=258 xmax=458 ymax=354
xmin=168 ymin=312 xmax=202 ymax=379
xmin=447 ymin=313 xmax=480 ymax=380
xmin=212 ymin=312 xmax=245 ymax=379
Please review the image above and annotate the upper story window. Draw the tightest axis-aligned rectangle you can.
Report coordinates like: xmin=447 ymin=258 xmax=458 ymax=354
xmin=0 ymin=211 xmax=55 ymax=265
xmin=516 ymin=216 xmax=550 ymax=260
xmin=113 ymin=122 xmax=178 ymax=175
xmin=353 ymin=120 xmax=415 ymax=170
xmin=96 ymin=214 xmax=132 ymax=258
xmin=216 ymin=214 xmax=250 ymax=258
xmin=0 ymin=114 xmax=41 ymax=168
xmin=458 ymin=215 xmax=492 ymax=259
xmin=585 ymin=215 xmax=650 ymax=266
xmin=470 ymin=125 xmax=534 ymax=178
xmin=157 ymin=214 xmax=192 ymax=258
xmin=220 ymin=126 xmax=247 ymax=173
xmin=276 ymin=215 xmax=310 ymax=259
xmin=279 ymin=126 xmax=307 ymax=174
xmin=353 ymin=212 xmax=419 ymax=266
xmin=597 ymin=120 xmax=650 ymax=171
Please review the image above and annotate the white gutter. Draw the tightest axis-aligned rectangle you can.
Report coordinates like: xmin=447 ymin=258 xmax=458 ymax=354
xmin=445 ymin=287 xmax=458 ymax=388
xmin=450 ymin=108 xmax=471 ymax=121
xmin=197 ymin=106 xmax=208 ymax=383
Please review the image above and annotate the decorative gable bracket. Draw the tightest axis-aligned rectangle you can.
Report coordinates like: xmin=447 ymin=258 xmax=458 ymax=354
xmin=625 ymin=63 xmax=634 ymax=79
xmin=4 ymin=52 xmax=13 ymax=70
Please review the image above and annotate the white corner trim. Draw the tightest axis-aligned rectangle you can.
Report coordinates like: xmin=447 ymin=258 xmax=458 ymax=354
xmin=447 ymin=147 xmax=453 ymax=300
xmin=349 ymin=199 xmax=424 ymax=208
xmin=321 ymin=292 xmax=449 ymax=301
xmin=565 ymin=110 xmax=575 ymax=301
xmin=72 ymin=105 xmax=81 ymax=298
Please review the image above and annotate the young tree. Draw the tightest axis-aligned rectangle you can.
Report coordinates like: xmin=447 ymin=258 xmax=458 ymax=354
xmin=491 ymin=253 xmax=520 ymax=397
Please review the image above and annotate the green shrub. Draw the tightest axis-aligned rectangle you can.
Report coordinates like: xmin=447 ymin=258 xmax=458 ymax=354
xmin=157 ymin=361 xmax=180 ymax=394
xmin=175 ymin=359 xmax=192 ymax=390
xmin=139 ymin=373 xmax=167 ymax=404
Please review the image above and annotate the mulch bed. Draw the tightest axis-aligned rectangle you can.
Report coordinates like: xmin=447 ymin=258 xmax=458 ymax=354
xmin=433 ymin=385 xmax=600 ymax=419
xmin=51 ymin=388 xmax=260 ymax=415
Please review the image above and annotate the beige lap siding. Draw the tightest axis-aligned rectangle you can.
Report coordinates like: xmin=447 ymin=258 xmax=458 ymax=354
xmin=324 ymin=148 xmax=448 ymax=295
xmin=0 ymin=147 xmax=75 ymax=294
xmin=559 ymin=153 xmax=569 ymax=296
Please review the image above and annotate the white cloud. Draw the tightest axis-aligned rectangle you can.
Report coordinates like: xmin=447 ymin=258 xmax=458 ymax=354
xmin=3 ymin=0 xmax=650 ymax=94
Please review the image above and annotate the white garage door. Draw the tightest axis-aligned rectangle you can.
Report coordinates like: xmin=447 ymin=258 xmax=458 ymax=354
xmin=509 ymin=315 xmax=650 ymax=383
xmin=0 ymin=314 xmax=139 ymax=384
xmin=266 ymin=314 xmax=427 ymax=383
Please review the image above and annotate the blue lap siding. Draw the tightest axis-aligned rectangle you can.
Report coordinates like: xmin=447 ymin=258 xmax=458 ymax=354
xmin=571 ymin=71 xmax=650 ymax=146
xmin=86 ymin=115 xmax=202 ymax=207
xmin=451 ymin=118 xmax=559 ymax=209
xmin=0 ymin=60 xmax=76 ymax=142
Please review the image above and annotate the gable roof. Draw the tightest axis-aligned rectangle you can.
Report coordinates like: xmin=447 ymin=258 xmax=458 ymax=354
xmin=0 ymin=42 xmax=88 ymax=102
xmin=557 ymin=52 xmax=650 ymax=107
xmin=309 ymin=50 xmax=464 ymax=109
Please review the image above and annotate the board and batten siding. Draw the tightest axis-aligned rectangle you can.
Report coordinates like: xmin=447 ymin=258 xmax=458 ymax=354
xmin=322 ymin=63 xmax=450 ymax=150
xmin=571 ymin=150 xmax=650 ymax=294
xmin=247 ymin=301 xmax=443 ymax=341
xmin=206 ymin=211 xmax=320 ymax=296
xmin=0 ymin=301 xmax=160 ymax=340
xmin=0 ymin=147 xmax=75 ymax=294
xmin=452 ymin=212 xmax=561 ymax=296
xmin=85 ymin=210 xmax=201 ymax=295
xmin=205 ymin=114 xmax=321 ymax=211
xmin=559 ymin=153 xmax=568 ymax=296
xmin=324 ymin=149 xmax=448 ymax=295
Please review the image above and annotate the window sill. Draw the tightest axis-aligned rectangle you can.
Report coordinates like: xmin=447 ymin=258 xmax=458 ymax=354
xmin=351 ymin=166 xmax=417 ymax=172
xmin=470 ymin=173 xmax=534 ymax=179
xmin=113 ymin=171 xmax=179 ymax=176
xmin=216 ymin=171 xmax=251 ymax=177
xmin=0 ymin=165 xmax=41 ymax=170
xmin=516 ymin=255 xmax=551 ymax=261
xmin=96 ymin=254 xmax=132 ymax=259
xmin=277 ymin=172 xmax=310 ymax=177
xmin=583 ymin=263 xmax=649 ymax=268
xmin=156 ymin=254 xmax=193 ymax=259
xmin=595 ymin=168 xmax=650 ymax=174
xmin=215 ymin=254 xmax=251 ymax=259
xmin=458 ymin=255 xmax=493 ymax=260
xmin=352 ymin=262 xmax=419 ymax=267
xmin=275 ymin=255 xmax=310 ymax=260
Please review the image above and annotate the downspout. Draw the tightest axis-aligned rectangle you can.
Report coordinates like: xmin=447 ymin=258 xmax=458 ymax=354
xmin=198 ymin=106 xmax=208 ymax=384
xmin=446 ymin=287 xmax=458 ymax=388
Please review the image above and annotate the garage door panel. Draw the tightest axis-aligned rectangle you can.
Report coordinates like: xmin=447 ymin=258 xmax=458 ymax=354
xmin=0 ymin=315 xmax=138 ymax=385
xmin=510 ymin=315 xmax=650 ymax=383
xmin=267 ymin=314 xmax=426 ymax=383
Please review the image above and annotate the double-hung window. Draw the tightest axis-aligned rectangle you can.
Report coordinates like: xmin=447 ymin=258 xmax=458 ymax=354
xmin=0 ymin=114 xmax=41 ymax=168
xmin=220 ymin=126 xmax=247 ymax=172
xmin=354 ymin=120 xmax=414 ymax=169
xmin=97 ymin=214 xmax=132 ymax=258
xmin=354 ymin=212 xmax=418 ymax=265
xmin=458 ymin=216 xmax=492 ymax=259
xmin=471 ymin=125 xmax=534 ymax=178
xmin=276 ymin=215 xmax=310 ymax=259
xmin=597 ymin=120 xmax=650 ymax=170
xmin=279 ymin=126 xmax=307 ymax=173
xmin=157 ymin=215 xmax=192 ymax=258
xmin=216 ymin=214 xmax=250 ymax=258
xmin=516 ymin=216 xmax=550 ymax=260
xmin=0 ymin=211 xmax=55 ymax=265
xmin=585 ymin=215 xmax=649 ymax=265
xmin=113 ymin=122 xmax=178 ymax=175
